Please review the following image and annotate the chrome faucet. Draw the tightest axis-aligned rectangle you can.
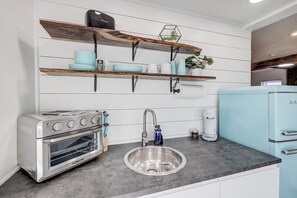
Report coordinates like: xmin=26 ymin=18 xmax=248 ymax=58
xmin=142 ymin=109 xmax=158 ymax=147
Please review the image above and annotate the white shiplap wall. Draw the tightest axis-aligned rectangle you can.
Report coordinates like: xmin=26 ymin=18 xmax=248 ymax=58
xmin=0 ymin=0 xmax=35 ymax=185
xmin=37 ymin=0 xmax=251 ymax=145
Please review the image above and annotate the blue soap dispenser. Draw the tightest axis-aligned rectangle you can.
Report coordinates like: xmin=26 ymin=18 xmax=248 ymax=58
xmin=154 ymin=125 xmax=163 ymax=146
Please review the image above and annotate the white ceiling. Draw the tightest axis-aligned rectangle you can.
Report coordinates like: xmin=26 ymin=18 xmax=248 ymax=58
xmin=131 ymin=0 xmax=297 ymax=30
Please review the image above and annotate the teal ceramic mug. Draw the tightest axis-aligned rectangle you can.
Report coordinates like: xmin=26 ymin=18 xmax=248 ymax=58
xmin=178 ymin=59 xmax=186 ymax=75
xmin=75 ymin=51 xmax=96 ymax=66
xmin=170 ymin=61 xmax=177 ymax=75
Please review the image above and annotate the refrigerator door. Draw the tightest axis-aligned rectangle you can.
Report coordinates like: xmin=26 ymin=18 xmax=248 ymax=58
xmin=270 ymin=141 xmax=297 ymax=198
xmin=269 ymin=92 xmax=297 ymax=142
xmin=219 ymin=92 xmax=269 ymax=153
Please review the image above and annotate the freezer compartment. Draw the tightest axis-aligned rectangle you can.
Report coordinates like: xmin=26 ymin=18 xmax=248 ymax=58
xmin=269 ymin=141 xmax=297 ymax=198
xmin=269 ymin=93 xmax=297 ymax=142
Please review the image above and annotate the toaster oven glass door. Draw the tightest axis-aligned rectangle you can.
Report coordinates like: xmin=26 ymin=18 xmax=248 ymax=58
xmin=49 ymin=130 xmax=99 ymax=167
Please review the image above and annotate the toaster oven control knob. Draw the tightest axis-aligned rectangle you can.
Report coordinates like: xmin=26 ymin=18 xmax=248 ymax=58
xmin=67 ymin=120 xmax=75 ymax=128
xmin=80 ymin=118 xmax=88 ymax=126
xmin=52 ymin=122 xmax=63 ymax=131
xmin=91 ymin=116 xmax=98 ymax=125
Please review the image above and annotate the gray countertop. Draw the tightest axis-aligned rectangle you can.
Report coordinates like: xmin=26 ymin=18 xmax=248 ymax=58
xmin=0 ymin=137 xmax=281 ymax=198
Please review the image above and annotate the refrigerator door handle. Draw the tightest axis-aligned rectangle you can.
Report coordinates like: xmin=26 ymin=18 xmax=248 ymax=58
xmin=281 ymin=131 xmax=297 ymax=136
xmin=282 ymin=149 xmax=297 ymax=155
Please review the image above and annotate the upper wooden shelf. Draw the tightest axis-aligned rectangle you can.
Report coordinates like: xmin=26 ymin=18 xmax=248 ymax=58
xmin=40 ymin=68 xmax=216 ymax=81
xmin=40 ymin=20 xmax=201 ymax=55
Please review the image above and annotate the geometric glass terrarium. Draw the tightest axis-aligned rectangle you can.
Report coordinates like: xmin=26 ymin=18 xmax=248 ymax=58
xmin=159 ymin=25 xmax=182 ymax=43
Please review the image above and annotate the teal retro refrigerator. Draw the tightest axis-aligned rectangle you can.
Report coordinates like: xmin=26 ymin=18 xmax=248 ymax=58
xmin=219 ymin=86 xmax=297 ymax=198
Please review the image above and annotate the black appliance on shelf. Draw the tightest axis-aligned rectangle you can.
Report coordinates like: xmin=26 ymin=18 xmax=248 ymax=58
xmin=86 ymin=10 xmax=115 ymax=30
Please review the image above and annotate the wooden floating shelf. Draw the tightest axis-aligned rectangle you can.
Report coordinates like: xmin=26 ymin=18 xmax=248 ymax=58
xmin=39 ymin=20 xmax=211 ymax=92
xmin=39 ymin=68 xmax=216 ymax=81
xmin=40 ymin=20 xmax=201 ymax=55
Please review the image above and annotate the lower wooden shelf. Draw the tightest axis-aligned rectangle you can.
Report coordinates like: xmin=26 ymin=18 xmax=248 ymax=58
xmin=39 ymin=68 xmax=216 ymax=93
xmin=39 ymin=68 xmax=216 ymax=81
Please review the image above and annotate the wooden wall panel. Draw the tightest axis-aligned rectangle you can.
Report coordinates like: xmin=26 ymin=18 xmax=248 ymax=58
xmin=252 ymin=13 xmax=297 ymax=64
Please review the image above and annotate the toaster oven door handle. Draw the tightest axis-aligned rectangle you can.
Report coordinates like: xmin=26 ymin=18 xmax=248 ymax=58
xmin=44 ymin=129 xmax=99 ymax=143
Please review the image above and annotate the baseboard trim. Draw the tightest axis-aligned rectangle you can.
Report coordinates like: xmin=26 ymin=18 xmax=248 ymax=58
xmin=0 ymin=166 xmax=20 ymax=186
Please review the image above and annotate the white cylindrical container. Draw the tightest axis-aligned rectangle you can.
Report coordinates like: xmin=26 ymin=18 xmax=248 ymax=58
xmin=148 ymin=63 xmax=158 ymax=73
xmin=202 ymin=108 xmax=218 ymax=141
xmin=161 ymin=63 xmax=171 ymax=74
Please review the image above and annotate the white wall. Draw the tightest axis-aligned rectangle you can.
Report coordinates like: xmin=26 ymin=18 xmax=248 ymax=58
xmin=37 ymin=0 xmax=251 ymax=145
xmin=0 ymin=0 xmax=35 ymax=185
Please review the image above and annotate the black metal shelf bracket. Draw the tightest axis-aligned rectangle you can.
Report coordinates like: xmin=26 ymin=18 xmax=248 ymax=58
xmin=132 ymin=41 xmax=140 ymax=61
xmin=93 ymin=34 xmax=98 ymax=92
xmin=94 ymin=75 xmax=97 ymax=92
xmin=170 ymin=46 xmax=180 ymax=61
xmin=170 ymin=77 xmax=180 ymax=93
xmin=132 ymin=75 xmax=139 ymax=92
xmin=93 ymin=34 xmax=98 ymax=58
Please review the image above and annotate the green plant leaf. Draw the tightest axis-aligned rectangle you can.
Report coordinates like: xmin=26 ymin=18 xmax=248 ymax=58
xmin=185 ymin=53 xmax=214 ymax=70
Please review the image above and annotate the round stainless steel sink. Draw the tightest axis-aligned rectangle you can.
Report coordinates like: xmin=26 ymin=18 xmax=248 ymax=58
xmin=124 ymin=146 xmax=186 ymax=176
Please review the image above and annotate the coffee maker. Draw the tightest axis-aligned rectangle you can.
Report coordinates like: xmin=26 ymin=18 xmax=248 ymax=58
xmin=202 ymin=108 xmax=218 ymax=141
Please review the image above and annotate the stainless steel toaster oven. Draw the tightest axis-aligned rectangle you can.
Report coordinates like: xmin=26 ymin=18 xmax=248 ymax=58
xmin=17 ymin=110 xmax=104 ymax=182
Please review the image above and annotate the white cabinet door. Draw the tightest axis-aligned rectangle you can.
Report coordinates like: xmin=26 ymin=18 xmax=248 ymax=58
xmin=141 ymin=182 xmax=220 ymax=198
xmin=140 ymin=166 xmax=279 ymax=198
xmin=220 ymin=168 xmax=279 ymax=198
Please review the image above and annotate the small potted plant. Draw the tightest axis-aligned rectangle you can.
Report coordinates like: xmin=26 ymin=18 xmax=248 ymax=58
xmin=185 ymin=52 xmax=214 ymax=76
xmin=159 ymin=25 xmax=182 ymax=43
xmin=162 ymin=31 xmax=179 ymax=41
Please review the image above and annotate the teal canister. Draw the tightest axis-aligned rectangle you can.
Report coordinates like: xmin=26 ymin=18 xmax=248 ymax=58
xmin=177 ymin=59 xmax=186 ymax=75
xmin=170 ymin=61 xmax=177 ymax=75
xmin=75 ymin=51 xmax=96 ymax=66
